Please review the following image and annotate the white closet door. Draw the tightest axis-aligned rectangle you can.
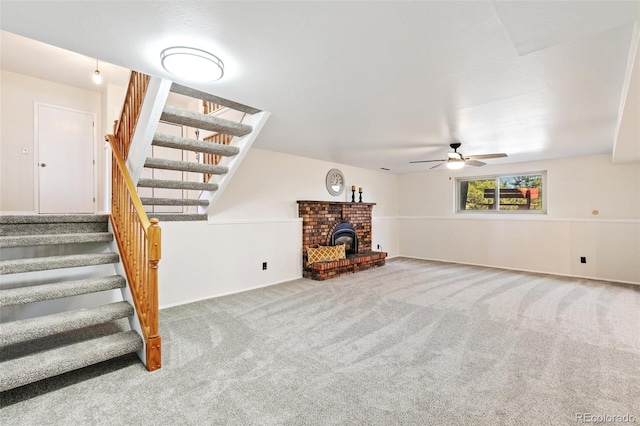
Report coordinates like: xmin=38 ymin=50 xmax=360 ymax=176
xmin=37 ymin=104 xmax=94 ymax=214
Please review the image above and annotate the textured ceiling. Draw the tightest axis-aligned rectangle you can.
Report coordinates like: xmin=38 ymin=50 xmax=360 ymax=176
xmin=0 ymin=31 xmax=130 ymax=93
xmin=0 ymin=1 xmax=638 ymax=173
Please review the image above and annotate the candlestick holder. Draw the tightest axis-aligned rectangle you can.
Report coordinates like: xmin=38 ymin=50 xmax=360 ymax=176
xmin=358 ymin=190 xmax=363 ymax=203
xmin=351 ymin=188 xmax=356 ymax=202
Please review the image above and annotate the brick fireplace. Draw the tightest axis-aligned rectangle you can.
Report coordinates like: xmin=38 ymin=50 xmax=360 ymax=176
xmin=297 ymin=200 xmax=387 ymax=280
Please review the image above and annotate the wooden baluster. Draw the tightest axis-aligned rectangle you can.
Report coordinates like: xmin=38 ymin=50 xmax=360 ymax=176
xmin=115 ymin=72 xmax=150 ymax=160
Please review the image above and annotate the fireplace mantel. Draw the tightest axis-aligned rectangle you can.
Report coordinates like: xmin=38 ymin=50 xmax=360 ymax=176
xmin=297 ymin=200 xmax=376 ymax=206
xmin=297 ymin=200 xmax=386 ymax=280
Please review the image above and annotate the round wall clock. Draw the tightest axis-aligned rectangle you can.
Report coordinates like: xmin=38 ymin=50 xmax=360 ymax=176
xmin=326 ymin=169 xmax=345 ymax=196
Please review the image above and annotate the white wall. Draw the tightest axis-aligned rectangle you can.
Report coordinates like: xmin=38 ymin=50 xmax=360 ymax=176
xmin=399 ymin=154 xmax=640 ymax=284
xmin=158 ymin=147 xmax=401 ymax=307
xmin=0 ymin=70 xmax=101 ymax=212
xmin=211 ymin=148 xmax=400 ymax=219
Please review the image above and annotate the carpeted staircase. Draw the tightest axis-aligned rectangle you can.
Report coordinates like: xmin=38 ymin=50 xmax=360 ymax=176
xmin=0 ymin=214 xmax=142 ymax=392
xmin=138 ymin=83 xmax=259 ymax=221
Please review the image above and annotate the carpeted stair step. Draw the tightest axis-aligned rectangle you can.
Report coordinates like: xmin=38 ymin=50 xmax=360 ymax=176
xmin=0 ymin=214 xmax=109 ymax=224
xmin=0 ymin=215 xmax=108 ymax=236
xmin=0 ymin=275 xmax=126 ymax=307
xmin=140 ymin=197 xmax=209 ymax=207
xmin=0 ymin=222 xmax=108 ymax=236
xmin=144 ymin=157 xmax=228 ymax=175
xmin=152 ymin=133 xmax=240 ymax=156
xmin=161 ymin=105 xmax=252 ymax=137
xmin=170 ymin=83 xmax=261 ymax=114
xmin=0 ymin=302 xmax=134 ymax=346
xmin=0 ymin=330 xmax=143 ymax=392
xmin=0 ymin=253 xmax=119 ymax=275
xmin=148 ymin=213 xmax=207 ymax=222
xmin=138 ymin=178 xmax=218 ymax=192
xmin=0 ymin=232 xmax=113 ymax=248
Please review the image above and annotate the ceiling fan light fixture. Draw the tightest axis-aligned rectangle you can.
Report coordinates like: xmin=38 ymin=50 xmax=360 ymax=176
xmin=160 ymin=46 xmax=224 ymax=82
xmin=446 ymin=159 xmax=465 ymax=170
xmin=410 ymin=142 xmax=506 ymax=170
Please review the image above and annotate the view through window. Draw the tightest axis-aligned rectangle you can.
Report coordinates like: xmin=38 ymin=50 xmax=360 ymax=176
xmin=457 ymin=172 xmax=545 ymax=212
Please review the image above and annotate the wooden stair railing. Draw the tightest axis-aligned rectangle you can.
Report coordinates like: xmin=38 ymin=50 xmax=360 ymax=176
xmin=114 ymin=71 xmax=151 ymax=159
xmin=202 ymin=132 xmax=233 ymax=183
xmin=108 ymin=70 xmax=160 ymax=370
xmin=203 ymin=100 xmax=224 ymax=115
xmin=107 ymin=134 xmax=161 ymax=371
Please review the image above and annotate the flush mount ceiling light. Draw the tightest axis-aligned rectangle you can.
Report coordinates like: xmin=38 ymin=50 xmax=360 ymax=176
xmin=93 ymin=59 xmax=102 ymax=85
xmin=160 ymin=46 xmax=224 ymax=82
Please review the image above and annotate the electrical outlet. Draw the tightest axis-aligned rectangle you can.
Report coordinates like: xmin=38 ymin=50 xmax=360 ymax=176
xmin=580 ymin=257 xmax=586 ymax=264
xmin=21 ymin=147 xmax=29 ymax=155
xmin=262 ymin=262 xmax=267 ymax=270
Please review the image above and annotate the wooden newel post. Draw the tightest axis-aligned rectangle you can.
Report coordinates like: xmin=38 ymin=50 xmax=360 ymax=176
xmin=146 ymin=218 xmax=162 ymax=371
xmin=149 ymin=218 xmax=161 ymax=262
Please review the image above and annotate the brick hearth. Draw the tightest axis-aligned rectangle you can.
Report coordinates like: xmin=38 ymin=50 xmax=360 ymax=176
xmin=297 ymin=200 xmax=387 ymax=280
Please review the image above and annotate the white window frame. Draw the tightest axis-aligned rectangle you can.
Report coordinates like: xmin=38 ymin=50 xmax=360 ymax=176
xmin=456 ymin=171 xmax=547 ymax=214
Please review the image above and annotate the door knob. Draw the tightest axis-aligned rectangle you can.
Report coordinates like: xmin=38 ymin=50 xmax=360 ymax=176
xmin=40 ymin=163 xmax=47 ymax=167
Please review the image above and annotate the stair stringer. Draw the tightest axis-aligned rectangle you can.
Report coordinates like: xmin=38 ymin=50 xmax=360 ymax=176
xmin=106 ymin=219 xmax=147 ymax=367
xmin=125 ymin=77 xmax=172 ymax=185
xmin=200 ymin=111 xmax=271 ymax=216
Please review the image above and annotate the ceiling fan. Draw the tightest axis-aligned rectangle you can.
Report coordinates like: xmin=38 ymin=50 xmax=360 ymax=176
xmin=409 ymin=142 xmax=507 ymax=170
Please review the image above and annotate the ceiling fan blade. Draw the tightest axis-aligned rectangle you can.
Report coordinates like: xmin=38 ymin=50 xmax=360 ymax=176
xmin=409 ymin=159 xmax=446 ymax=164
xmin=465 ymin=153 xmax=508 ymax=160
xmin=465 ymin=159 xmax=486 ymax=167
xmin=430 ymin=162 xmax=446 ymax=170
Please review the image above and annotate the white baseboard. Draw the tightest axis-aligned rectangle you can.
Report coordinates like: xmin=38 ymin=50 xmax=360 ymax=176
xmin=398 ymin=255 xmax=640 ymax=286
xmin=159 ymin=274 xmax=304 ymax=310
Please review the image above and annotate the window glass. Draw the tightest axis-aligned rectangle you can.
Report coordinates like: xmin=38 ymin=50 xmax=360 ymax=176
xmin=499 ymin=175 xmax=543 ymax=211
xmin=458 ymin=173 xmax=545 ymax=213
xmin=460 ymin=179 xmax=496 ymax=211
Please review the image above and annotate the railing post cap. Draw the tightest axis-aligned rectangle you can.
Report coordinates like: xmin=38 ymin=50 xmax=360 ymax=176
xmin=150 ymin=218 xmax=160 ymax=225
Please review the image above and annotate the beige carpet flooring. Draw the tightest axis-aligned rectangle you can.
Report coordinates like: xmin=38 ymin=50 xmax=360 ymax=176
xmin=2 ymin=258 xmax=639 ymax=425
